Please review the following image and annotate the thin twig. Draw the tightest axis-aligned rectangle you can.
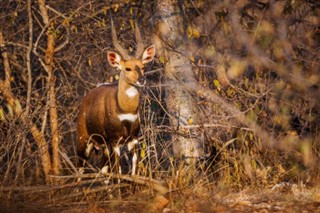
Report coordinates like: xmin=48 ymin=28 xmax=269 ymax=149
xmin=26 ymin=0 xmax=33 ymax=115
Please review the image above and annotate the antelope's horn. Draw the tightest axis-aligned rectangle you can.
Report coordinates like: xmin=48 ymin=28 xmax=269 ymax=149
xmin=111 ymin=19 xmax=130 ymax=59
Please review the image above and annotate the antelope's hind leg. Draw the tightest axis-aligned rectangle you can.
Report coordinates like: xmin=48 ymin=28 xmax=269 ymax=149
xmin=101 ymin=144 xmax=111 ymax=175
xmin=77 ymin=140 xmax=94 ymax=182
xmin=127 ymin=139 xmax=139 ymax=176
xmin=113 ymin=145 xmax=122 ymax=175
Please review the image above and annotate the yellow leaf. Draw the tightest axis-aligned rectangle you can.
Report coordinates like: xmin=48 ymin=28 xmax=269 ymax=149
xmin=130 ymin=19 xmax=134 ymax=30
xmin=15 ymin=99 xmax=22 ymax=113
xmin=0 ymin=108 xmax=5 ymax=121
xmin=140 ymin=142 xmax=146 ymax=158
xmin=88 ymin=58 xmax=92 ymax=67
xmin=189 ymin=56 xmax=195 ymax=63
xmin=187 ymin=27 xmax=192 ymax=38
xmin=140 ymin=149 xmax=145 ymax=158
xmin=112 ymin=3 xmax=119 ymax=12
xmin=6 ymin=104 xmax=13 ymax=118
xmin=103 ymin=6 xmax=108 ymax=15
xmin=222 ymin=21 xmax=231 ymax=34
xmin=286 ymin=130 xmax=298 ymax=137
xmin=63 ymin=18 xmax=70 ymax=26
xmin=249 ymin=133 xmax=253 ymax=141
xmin=187 ymin=25 xmax=200 ymax=38
xmin=159 ymin=56 xmax=166 ymax=64
xmin=226 ymin=87 xmax=235 ymax=96
xmin=213 ymin=79 xmax=221 ymax=90
xmin=130 ymin=7 xmax=133 ymax=15
xmin=142 ymin=142 xmax=146 ymax=149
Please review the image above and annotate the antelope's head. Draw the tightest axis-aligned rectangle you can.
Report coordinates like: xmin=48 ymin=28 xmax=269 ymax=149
xmin=107 ymin=21 xmax=156 ymax=87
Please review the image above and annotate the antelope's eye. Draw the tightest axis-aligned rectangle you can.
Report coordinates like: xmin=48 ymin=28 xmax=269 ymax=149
xmin=125 ymin=67 xmax=132 ymax=72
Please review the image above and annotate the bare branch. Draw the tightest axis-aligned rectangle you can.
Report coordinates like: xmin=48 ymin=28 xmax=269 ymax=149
xmin=26 ymin=0 xmax=33 ymax=115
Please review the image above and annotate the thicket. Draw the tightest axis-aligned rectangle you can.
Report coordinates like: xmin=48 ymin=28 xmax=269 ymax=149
xmin=0 ymin=0 xmax=319 ymax=211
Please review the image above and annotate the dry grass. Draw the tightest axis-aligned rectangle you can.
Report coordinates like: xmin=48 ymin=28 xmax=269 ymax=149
xmin=0 ymin=0 xmax=320 ymax=212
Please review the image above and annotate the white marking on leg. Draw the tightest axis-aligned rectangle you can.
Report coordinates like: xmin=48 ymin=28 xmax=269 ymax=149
xmin=118 ymin=113 xmax=137 ymax=122
xmin=119 ymin=162 xmax=122 ymax=174
xmin=132 ymin=152 xmax=137 ymax=176
xmin=127 ymin=139 xmax=138 ymax=151
xmin=101 ymin=166 xmax=110 ymax=185
xmin=85 ymin=142 xmax=93 ymax=157
xmin=114 ymin=146 xmax=121 ymax=157
xmin=104 ymin=179 xmax=110 ymax=185
xmin=101 ymin=165 xmax=109 ymax=174
xmin=125 ymin=86 xmax=138 ymax=98
xmin=113 ymin=146 xmax=122 ymax=174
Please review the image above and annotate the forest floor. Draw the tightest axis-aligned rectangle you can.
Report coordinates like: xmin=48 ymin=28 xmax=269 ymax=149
xmin=2 ymin=182 xmax=320 ymax=213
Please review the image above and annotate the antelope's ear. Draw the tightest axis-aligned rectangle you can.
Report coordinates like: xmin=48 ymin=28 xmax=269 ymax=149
xmin=141 ymin=44 xmax=156 ymax=64
xmin=107 ymin=51 xmax=122 ymax=68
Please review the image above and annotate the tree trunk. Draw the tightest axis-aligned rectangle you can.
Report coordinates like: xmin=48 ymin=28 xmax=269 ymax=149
xmin=156 ymin=0 xmax=205 ymax=164
xmin=38 ymin=0 xmax=61 ymax=175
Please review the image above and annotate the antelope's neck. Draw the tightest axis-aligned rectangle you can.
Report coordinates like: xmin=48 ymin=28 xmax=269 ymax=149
xmin=117 ymin=77 xmax=140 ymax=113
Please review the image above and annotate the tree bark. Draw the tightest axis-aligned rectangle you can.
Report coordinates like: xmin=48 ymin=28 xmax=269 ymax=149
xmin=156 ymin=0 xmax=205 ymax=163
xmin=37 ymin=0 xmax=61 ymax=175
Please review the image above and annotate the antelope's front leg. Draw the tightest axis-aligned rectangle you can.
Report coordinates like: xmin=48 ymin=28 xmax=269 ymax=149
xmin=127 ymin=139 xmax=139 ymax=175
xmin=113 ymin=145 xmax=122 ymax=174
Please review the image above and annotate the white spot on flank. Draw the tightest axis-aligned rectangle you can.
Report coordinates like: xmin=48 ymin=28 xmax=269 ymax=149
xmin=127 ymin=139 xmax=138 ymax=151
xmin=126 ymin=86 xmax=138 ymax=98
xmin=118 ymin=113 xmax=138 ymax=122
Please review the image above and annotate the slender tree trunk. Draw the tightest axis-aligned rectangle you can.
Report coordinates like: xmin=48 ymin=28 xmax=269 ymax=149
xmin=156 ymin=0 xmax=205 ymax=163
xmin=38 ymin=0 xmax=61 ymax=175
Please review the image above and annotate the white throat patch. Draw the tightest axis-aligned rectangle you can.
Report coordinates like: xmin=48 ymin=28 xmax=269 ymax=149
xmin=118 ymin=113 xmax=138 ymax=122
xmin=126 ymin=86 xmax=138 ymax=98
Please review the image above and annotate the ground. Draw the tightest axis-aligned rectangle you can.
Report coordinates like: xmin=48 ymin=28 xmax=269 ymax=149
xmin=2 ymin=182 xmax=320 ymax=213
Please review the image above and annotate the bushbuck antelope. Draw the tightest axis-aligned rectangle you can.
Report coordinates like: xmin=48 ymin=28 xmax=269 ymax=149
xmin=77 ymin=21 xmax=155 ymax=176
